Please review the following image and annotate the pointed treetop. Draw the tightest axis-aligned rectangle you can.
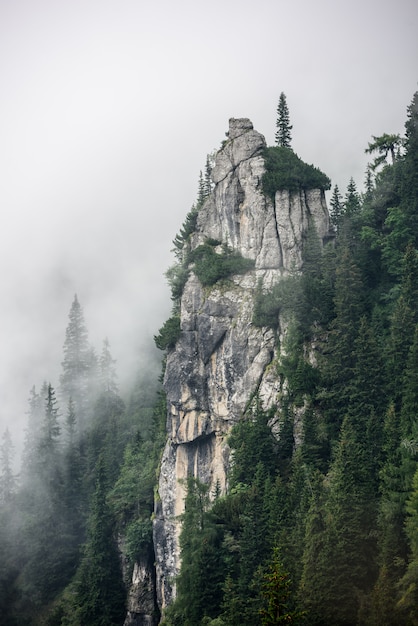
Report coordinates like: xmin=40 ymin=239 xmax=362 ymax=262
xmin=99 ymin=337 xmax=119 ymax=395
xmin=344 ymin=177 xmax=361 ymax=217
xmin=275 ymin=92 xmax=293 ymax=148
xmin=330 ymin=184 xmax=344 ymax=230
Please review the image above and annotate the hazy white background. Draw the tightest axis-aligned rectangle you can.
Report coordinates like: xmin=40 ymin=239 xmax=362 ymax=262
xmin=1 ymin=0 xmax=417 ymax=459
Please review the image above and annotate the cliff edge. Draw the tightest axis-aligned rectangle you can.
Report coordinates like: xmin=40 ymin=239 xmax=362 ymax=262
xmin=152 ymin=118 xmax=332 ymax=614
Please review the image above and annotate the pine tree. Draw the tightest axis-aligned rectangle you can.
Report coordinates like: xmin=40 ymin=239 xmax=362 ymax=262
xmin=228 ymin=396 xmax=278 ymax=488
xmin=259 ymin=547 xmax=303 ymax=625
xmin=197 ymin=169 xmax=206 ymax=208
xmin=299 ymin=220 xmax=329 ymax=333
xmin=18 ymin=384 xmax=82 ymax=607
xmin=60 ymin=294 xmax=94 ymax=427
xmin=35 ymin=383 xmax=62 ymax=493
xmin=41 ymin=384 xmax=61 ymax=449
xmin=0 ymin=429 xmax=16 ymax=504
xmin=329 ymin=184 xmax=344 ymax=231
xmin=351 ymin=316 xmax=386 ymax=422
xmin=319 ymin=246 xmax=365 ymax=438
xmin=371 ymin=403 xmax=408 ymax=626
xmin=204 ymin=153 xmax=213 ymax=197
xmin=64 ymin=397 xmax=77 ymax=446
xmin=169 ymin=477 xmax=225 ymax=624
xmin=399 ymin=91 xmax=418 ymax=233
xmin=315 ymin=414 xmax=379 ymax=625
xmin=21 ymin=384 xmax=44 ymax=477
xmin=365 ymin=133 xmax=402 ymax=171
xmin=99 ymin=337 xmax=119 ymax=396
xmin=275 ymin=92 xmax=292 ymax=148
xmin=63 ymin=397 xmax=84 ymax=540
xmin=68 ymin=455 xmax=126 ymax=626
xmin=380 ymin=92 xmax=418 ymax=272
xmin=298 ymin=471 xmax=329 ymax=624
xmin=386 ymin=295 xmax=415 ymax=407
xmin=344 ymin=177 xmax=361 ymax=218
xmin=364 ymin=165 xmax=375 ymax=197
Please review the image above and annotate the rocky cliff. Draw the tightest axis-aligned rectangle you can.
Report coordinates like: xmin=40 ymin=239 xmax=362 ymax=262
xmin=152 ymin=118 xmax=332 ymax=615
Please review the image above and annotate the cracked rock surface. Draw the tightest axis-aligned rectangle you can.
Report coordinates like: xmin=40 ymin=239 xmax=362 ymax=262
xmin=153 ymin=118 xmax=332 ymax=612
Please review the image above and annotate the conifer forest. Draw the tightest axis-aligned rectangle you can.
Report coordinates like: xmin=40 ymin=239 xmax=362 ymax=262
xmin=1 ymin=89 xmax=418 ymax=626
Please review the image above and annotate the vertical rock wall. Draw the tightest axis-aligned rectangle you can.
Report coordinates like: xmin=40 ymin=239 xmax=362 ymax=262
xmin=152 ymin=118 xmax=332 ymax=613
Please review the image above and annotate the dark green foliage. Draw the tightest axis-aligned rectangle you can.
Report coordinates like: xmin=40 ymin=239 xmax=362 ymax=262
xmin=228 ymin=396 xmax=278 ymax=489
xmin=166 ymin=478 xmax=226 ymax=625
xmin=252 ymin=279 xmax=282 ymax=328
xmin=190 ymin=241 xmax=255 ymax=286
xmin=299 ymin=410 xmax=381 ymax=625
xmin=318 ymin=246 xmax=366 ymax=437
xmin=252 ymin=275 xmax=302 ymax=329
xmin=154 ymin=315 xmax=181 ymax=350
xmin=365 ymin=133 xmax=402 ymax=171
xmin=262 ymin=146 xmax=331 ymax=198
xmin=252 ymin=227 xmax=335 ymax=338
xmin=397 ymin=466 xmax=418 ymax=622
xmin=169 ymin=161 xmax=214 ymax=303
xmin=259 ymin=547 xmax=304 ymax=625
xmin=275 ymin=92 xmax=293 ymax=148
xmin=166 ymin=262 xmax=190 ymax=302
xmin=161 ymin=242 xmax=254 ymax=352
xmin=125 ymin=518 xmax=153 ymax=564
xmin=172 ymin=206 xmax=199 ymax=261
xmin=64 ymin=456 xmax=126 ymax=626
xmin=330 ymin=184 xmax=344 ymax=231
xmin=344 ymin=177 xmax=362 ymax=219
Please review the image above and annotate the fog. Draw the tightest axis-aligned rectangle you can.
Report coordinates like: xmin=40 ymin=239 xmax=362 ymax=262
xmin=1 ymin=0 xmax=417 ymax=460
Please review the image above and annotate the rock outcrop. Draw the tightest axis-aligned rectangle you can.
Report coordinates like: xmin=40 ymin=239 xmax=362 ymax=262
xmin=152 ymin=118 xmax=333 ymax=614
xmin=124 ymin=553 xmax=156 ymax=626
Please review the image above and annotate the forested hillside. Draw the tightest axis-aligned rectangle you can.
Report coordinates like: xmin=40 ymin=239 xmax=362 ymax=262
xmin=1 ymin=89 xmax=418 ymax=626
xmin=0 ymin=296 xmax=164 ymax=625
xmin=160 ymin=90 xmax=418 ymax=625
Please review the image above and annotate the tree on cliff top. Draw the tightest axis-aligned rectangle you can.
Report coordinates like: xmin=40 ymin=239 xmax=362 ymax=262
xmin=275 ymin=92 xmax=292 ymax=148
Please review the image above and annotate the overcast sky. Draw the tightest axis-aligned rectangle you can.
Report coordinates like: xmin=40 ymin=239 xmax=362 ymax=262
xmin=1 ymin=0 xmax=417 ymax=459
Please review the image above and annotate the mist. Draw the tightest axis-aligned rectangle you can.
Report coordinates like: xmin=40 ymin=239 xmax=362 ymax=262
xmin=1 ymin=0 xmax=417 ymax=461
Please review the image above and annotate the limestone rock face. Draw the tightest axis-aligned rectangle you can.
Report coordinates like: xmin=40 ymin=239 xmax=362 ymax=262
xmin=124 ymin=553 xmax=156 ymax=626
xmin=153 ymin=118 xmax=333 ymax=612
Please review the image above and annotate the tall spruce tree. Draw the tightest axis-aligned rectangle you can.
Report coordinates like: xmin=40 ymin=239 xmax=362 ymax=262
xmin=259 ymin=547 xmax=303 ymax=625
xmin=344 ymin=177 xmax=361 ymax=218
xmin=330 ymin=184 xmax=344 ymax=231
xmin=313 ymin=413 xmax=379 ymax=625
xmin=319 ymin=246 xmax=365 ymax=439
xmin=275 ymin=92 xmax=292 ymax=148
xmin=0 ymin=429 xmax=16 ymax=504
xmin=99 ymin=337 xmax=119 ymax=396
xmin=60 ymin=295 xmax=94 ymax=427
xmin=204 ymin=153 xmax=213 ymax=197
xmin=371 ymin=402 xmax=408 ymax=626
xmin=166 ymin=477 xmax=226 ymax=624
xmin=67 ymin=455 xmax=126 ymax=626
xmin=21 ymin=384 xmax=45 ymax=477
